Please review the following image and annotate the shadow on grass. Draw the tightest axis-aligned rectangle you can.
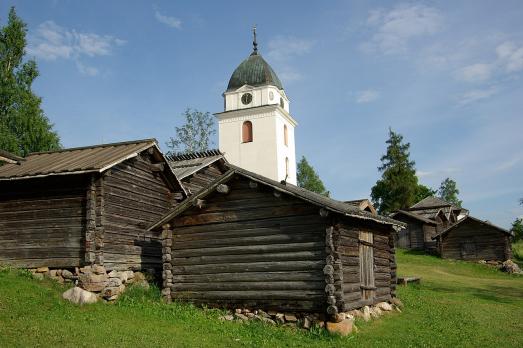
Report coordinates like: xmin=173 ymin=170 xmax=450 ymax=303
xmin=425 ymin=283 xmax=523 ymax=304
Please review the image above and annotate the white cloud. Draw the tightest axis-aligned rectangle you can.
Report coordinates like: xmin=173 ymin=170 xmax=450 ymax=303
xmin=76 ymin=61 xmax=99 ymax=76
xmin=28 ymin=21 xmax=125 ymax=61
xmin=456 ymin=63 xmax=492 ymax=82
xmin=458 ymin=87 xmax=497 ymax=106
xmin=154 ymin=9 xmax=182 ymax=29
xmin=355 ymin=89 xmax=380 ymax=103
xmin=496 ymin=41 xmax=523 ymax=72
xmin=363 ymin=4 xmax=443 ymax=54
xmin=267 ymin=36 xmax=314 ymax=61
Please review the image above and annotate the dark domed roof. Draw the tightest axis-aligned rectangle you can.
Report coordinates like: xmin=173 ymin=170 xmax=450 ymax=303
xmin=227 ymin=52 xmax=283 ymax=92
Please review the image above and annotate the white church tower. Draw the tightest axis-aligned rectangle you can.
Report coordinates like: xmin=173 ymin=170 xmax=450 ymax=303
xmin=215 ymin=27 xmax=297 ymax=184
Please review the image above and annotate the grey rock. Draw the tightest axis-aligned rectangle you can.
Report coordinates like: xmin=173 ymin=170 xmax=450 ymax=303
xmin=62 ymin=287 xmax=98 ymax=305
xmin=108 ymin=277 xmax=123 ymax=287
xmin=78 ymin=273 xmax=108 ymax=292
xmin=284 ymin=313 xmax=297 ymax=322
xmin=234 ymin=313 xmax=249 ymax=321
xmin=61 ymin=269 xmax=75 ymax=279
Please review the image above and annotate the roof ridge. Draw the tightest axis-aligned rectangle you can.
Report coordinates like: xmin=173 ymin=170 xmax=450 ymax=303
xmin=167 ymin=149 xmax=223 ymax=161
xmin=28 ymin=138 xmax=158 ymax=156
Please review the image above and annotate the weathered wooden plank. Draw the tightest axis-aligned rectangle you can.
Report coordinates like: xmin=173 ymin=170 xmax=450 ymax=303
xmin=172 ymin=271 xmax=325 ymax=283
xmin=172 ymin=250 xmax=324 ymax=266
xmin=172 ymin=241 xmax=325 ymax=258
xmin=172 ymin=281 xmax=325 ymax=291
xmin=170 ymin=290 xmax=324 ymax=301
xmin=172 ymin=260 xmax=324 ymax=275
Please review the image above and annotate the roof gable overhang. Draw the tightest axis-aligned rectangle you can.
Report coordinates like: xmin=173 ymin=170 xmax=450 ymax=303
xmin=149 ymin=165 xmax=406 ymax=232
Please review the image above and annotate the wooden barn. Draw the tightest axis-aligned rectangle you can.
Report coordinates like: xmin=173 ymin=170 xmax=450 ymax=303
xmin=149 ymin=165 xmax=405 ymax=316
xmin=392 ymin=196 xmax=468 ymax=251
xmin=433 ymin=216 xmax=513 ymax=261
xmin=0 ymin=139 xmax=186 ymax=272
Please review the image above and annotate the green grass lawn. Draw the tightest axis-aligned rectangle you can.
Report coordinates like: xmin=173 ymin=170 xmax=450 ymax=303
xmin=1 ymin=251 xmax=522 ymax=347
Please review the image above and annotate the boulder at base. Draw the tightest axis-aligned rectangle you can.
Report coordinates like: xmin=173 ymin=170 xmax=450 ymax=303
xmin=326 ymin=319 xmax=354 ymax=336
xmin=63 ymin=287 xmax=98 ymax=305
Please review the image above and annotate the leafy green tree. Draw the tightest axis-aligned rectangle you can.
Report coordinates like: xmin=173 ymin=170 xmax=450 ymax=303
xmin=438 ymin=177 xmax=462 ymax=207
xmin=415 ymin=184 xmax=437 ymax=203
xmin=511 ymin=218 xmax=523 ymax=242
xmin=296 ymin=156 xmax=329 ymax=196
xmin=0 ymin=7 xmax=60 ymax=156
xmin=166 ymin=108 xmax=216 ymax=154
xmin=371 ymin=128 xmax=419 ymax=214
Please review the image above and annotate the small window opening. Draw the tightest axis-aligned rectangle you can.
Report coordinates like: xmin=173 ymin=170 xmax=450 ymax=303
xmin=284 ymin=125 xmax=288 ymax=146
xmin=242 ymin=121 xmax=253 ymax=143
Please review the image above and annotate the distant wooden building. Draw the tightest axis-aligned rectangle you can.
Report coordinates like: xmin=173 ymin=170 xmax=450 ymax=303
xmin=392 ymin=196 xmax=468 ymax=251
xmin=0 ymin=139 xmax=185 ymax=271
xmin=433 ymin=216 xmax=512 ymax=261
xmin=167 ymin=150 xmax=227 ymax=195
xmin=149 ymin=165 xmax=405 ymax=315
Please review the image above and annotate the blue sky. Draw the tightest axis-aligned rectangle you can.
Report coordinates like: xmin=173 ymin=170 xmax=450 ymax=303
xmin=3 ymin=0 xmax=523 ymax=228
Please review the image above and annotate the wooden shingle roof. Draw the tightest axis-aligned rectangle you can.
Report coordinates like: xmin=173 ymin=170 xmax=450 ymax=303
xmin=0 ymin=139 xmax=162 ymax=181
xmin=432 ymin=215 xmax=512 ymax=239
xmin=149 ymin=164 xmax=406 ymax=231
xmin=167 ymin=149 xmax=225 ymax=180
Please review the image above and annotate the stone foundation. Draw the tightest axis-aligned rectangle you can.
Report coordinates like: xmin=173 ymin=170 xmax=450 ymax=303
xmin=27 ymin=265 xmax=151 ymax=301
xmin=217 ymin=300 xmax=403 ymax=336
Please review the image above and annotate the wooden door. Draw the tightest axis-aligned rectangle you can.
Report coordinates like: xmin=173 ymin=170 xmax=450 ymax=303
xmin=460 ymin=240 xmax=477 ymax=259
xmin=359 ymin=231 xmax=375 ymax=301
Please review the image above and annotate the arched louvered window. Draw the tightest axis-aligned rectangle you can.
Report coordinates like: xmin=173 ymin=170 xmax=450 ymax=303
xmin=242 ymin=121 xmax=253 ymax=143
xmin=284 ymin=125 xmax=288 ymax=146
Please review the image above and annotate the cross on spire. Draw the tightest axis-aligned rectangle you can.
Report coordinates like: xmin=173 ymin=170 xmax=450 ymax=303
xmin=252 ymin=25 xmax=258 ymax=55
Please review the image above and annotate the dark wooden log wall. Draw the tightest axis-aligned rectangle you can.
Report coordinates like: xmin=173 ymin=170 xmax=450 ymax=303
xmin=337 ymin=220 xmax=394 ymax=311
xmin=440 ymin=219 xmax=511 ymax=261
xmin=0 ymin=175 xmax=88 ymax=268
xmin=394 ymin=215 xmax=424 ymax=250
xmin=168 ymin=176 xmax=328 ymax=311
xmin=181 ymin=163 xmax=225 ymax=195
xmin=102 ymin=154 xmax=181 ymax=271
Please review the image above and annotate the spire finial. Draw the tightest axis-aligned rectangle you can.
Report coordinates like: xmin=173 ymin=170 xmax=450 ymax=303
xmin=252 ymin=24 xmax=258 ymax=54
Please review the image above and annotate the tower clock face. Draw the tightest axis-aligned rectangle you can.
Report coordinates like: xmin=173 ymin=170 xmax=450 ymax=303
xmin=241 ymin=93 xmax=253 ymax=105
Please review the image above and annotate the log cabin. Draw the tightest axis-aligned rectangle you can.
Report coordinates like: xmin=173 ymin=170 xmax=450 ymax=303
xmin=0 ymin=139 xmax=186 ymax=272
xmin=149 ymin=164 xmax=405 ymax=316
xmin=392 ymin=196 xmax=468 ymax=252
xmin=433 ymin=216 xmax=512 ymax=261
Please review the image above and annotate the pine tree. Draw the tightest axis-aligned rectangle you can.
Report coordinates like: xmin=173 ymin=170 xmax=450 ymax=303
xmin=296 ymin=156 xmax=329 ymax=196
xmin=0 ymin=7 xmax=60 ymax=156
xmin=371 ymin=128 xmax=419 ymax=214
xmin=166 ymin=108 xmax=216 ymax=155
xmin=438 ymin=177 xmax=462 ymax=207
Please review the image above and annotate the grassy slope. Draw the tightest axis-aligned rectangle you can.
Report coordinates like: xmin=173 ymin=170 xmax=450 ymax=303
xmin=1 ymin=251 xmax=522 ymax=348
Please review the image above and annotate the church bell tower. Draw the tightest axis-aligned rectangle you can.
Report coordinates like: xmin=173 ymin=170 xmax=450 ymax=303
xmin=215 ymin=27 xmax=298 ymax=184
